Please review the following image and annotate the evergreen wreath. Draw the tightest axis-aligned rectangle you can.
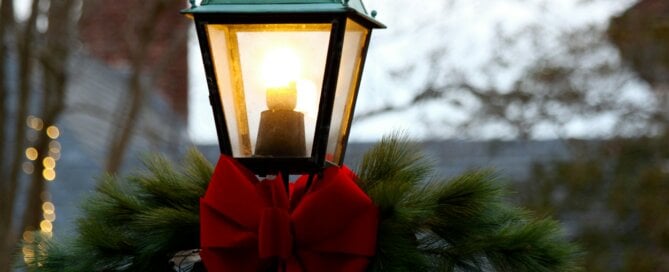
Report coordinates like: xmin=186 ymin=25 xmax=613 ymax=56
xmin=21 ymin=135 xmax=581 ymax=271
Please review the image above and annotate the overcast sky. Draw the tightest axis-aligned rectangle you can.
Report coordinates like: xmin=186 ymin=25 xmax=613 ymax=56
xmin=188 ymin=0 xmax=636 ymax=144
xmin=11 ymin=0 xmax=638 ymax=143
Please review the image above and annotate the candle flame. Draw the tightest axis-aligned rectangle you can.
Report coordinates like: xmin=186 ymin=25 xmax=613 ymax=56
xmin=262 ymin=47 xmax=301 ymax=88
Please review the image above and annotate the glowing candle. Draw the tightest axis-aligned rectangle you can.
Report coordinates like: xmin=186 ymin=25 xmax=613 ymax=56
xmin=255 ymin=49 xmax=307 ymax=157
xmin=266 ymin=81 xmax=297 ymax=111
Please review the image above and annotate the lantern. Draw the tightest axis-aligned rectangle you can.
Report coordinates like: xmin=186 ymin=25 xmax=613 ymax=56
xmin=184 ymin=0 xmax=384 ymax=175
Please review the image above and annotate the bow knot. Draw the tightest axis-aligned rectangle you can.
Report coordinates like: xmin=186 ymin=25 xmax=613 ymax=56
xmin=200 ymin=156 xmax=378 ymax=271
xmin=259 ymin=207 xmax=292 ymax=259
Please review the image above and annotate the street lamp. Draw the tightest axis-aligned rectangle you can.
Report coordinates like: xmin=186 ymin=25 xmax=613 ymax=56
xmin=184 ymin=0 xmax=384 ymax=176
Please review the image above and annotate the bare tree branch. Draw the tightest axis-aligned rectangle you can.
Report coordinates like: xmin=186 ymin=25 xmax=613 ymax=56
xmin=20 ymin=0 xmax=77 ymax=239
xmin=0 ymin=0 xmax=78 ymax=269
xmin=104 ymin=0 xmax=187 ymax=173
xmin=357 ymin=21 xmax=658 ymax=140
xmin=1 ymin=1 xmax=42 ymax=270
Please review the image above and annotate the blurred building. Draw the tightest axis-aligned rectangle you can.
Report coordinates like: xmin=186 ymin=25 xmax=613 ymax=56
xmin=21 ymin=1 xmax=191 ymax=237
xmin=609 ymin=0 xmax=669 ymax=88
xmin=198 ymin=140 xmax=571 ymax=182
xmin=49 ymin=53 xmax=188 ymax=237
xmin=78 ymin=0 xmax=190 ymax=118
xmin=609 ymin=0 xmax=669 ymax=128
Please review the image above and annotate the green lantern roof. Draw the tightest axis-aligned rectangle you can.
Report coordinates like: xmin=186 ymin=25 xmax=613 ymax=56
xmin=183 ymin=0 xmax=384 ymax=28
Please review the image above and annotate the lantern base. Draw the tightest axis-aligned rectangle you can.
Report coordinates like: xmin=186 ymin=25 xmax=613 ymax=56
xmin=255 ymin=110 xmax=306 ymax=157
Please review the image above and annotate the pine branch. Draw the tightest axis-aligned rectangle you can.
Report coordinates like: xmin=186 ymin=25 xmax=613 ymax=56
xmin=358 ymin=135 xmax=582 ymax=272
xmin=20 ymin=138 xmax=580 ymax=271
xmin=357 ymin=132 xmax=434 ymax=192
xmin=20 ymin=148 xmax=211 ymax=271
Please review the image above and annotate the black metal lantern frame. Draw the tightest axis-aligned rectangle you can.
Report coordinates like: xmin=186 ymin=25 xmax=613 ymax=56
xmin=185 ymin=0 xmax=384 ymax=175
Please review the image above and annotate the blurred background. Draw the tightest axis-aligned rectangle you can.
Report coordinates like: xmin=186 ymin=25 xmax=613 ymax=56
xmin=1 ymin=0 xmax=668 ymax=271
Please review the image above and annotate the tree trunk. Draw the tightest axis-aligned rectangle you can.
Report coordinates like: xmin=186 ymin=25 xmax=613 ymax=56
xmin=21 ymin=0 xmax=75 ymax=235
xmin=105 ymin=71 xmax=145 ymax=173
xmin=0 ymin=1 xmax=40 ymax=271
xmin=0 ymin=0 xmax=75 ymax=270
xmin=0 ymin=0 xmax=15 ymax=270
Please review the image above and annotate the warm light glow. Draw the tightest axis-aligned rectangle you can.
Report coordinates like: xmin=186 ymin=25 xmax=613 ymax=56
xmin=262 ymin=47 xmax=301 ymax=88
xmin=22 ymin=247 xmax=34 ymax=260
xmin=206 ymin=23 xmax=333 ymax=158
xmin=46 ymin=126 xmax=60 ymax=139
xmin=42 ymin=202 xmax=55 ymax=214
xmin=42 ymin=157 xmax=55 ymax=169
xmin=25 ymin=147 xmax=38 ymax=161
xmin=39 ymin=220 xmax=52 ymax=232
xmin=44 ymin=212 xmax=56 ymax=222
xmin=27 ymin=116 xmax=43 ymax=131
xmin=41 ymin=201 xmax=56 ymax=238
xmin=43 ymin=169 xmax=56 ymax=181
xmin=41 ymin=232 xmax=52 ymax=240
xmin=23 ymin=231 xmax=35 ymax=243
xmin=262 ymin=47 xmax=314 ymax=113
xmin=266 ymin=81 xmax=297 ymax=110
xmin=295 ymin=79 xmax=319 ymax=117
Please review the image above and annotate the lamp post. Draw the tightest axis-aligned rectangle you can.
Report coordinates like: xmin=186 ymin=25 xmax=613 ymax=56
xmin=184 ymin=0 xmax=384 ymax=178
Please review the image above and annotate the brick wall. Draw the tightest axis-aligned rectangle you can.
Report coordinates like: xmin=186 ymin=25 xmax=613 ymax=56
xmin=79 ymin=0 xmax=190 ymax=118
xmin=609 ymin=0 xmax=669 ymax=87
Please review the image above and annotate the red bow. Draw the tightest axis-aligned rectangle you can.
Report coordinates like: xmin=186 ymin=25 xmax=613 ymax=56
xmin=200 ymin=156 xmax=379 ymax=271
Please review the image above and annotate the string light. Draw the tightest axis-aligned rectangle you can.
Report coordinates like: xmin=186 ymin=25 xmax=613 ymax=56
xmin=42 ymin=169 xmax=56 ymax=181
xmin=25 ymin=147 xmax=38 ymax=161
xmin=44 ymin=212 xmax=56 ymax=222
xmin=22 ymin=128 xmax=62 ymax=265
xmin=22 ymin=246 xmax=34 ymax=264
xmin=22 ymin=231 xmax=35 ymax=243
xmin=39 ymin=220 xmax=52 ymax=233
xmin=43 ymin=157 xmax=56 ymax=169
xmin=46 ymin=126 xmax=60 ymax=139
xmin=42 ymin=202 xmax=55 ymax=214
xmin=24 ymin=198 xmax=57 ymax=264
xmin=26 ymin=116 xmax=43 ymax=131
xmin=40 ymin=199 xmax=55 ymax=238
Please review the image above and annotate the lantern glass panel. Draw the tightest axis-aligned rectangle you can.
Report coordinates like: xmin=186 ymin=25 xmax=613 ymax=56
xmin=207 ymin=24 xmax=331 ymax=158
xmin=325 ymin=19 xmax=369 ymax=164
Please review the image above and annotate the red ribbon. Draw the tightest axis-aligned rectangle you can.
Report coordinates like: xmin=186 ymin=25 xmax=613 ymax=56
xmin=200 ymin=156 xmax=379 ymax=271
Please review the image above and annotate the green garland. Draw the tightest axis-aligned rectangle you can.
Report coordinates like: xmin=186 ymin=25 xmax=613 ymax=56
xmin=21 ymin=135 xmax=581 ymax=271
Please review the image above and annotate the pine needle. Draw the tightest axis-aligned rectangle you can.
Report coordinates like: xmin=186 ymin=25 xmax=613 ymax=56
xmin=19 ymin=140 xmax=581 ymax=271
xmin=357 ymin=132 xmax=434 ymax=192
xmin=20 ymin=148 xmax=210 ymax=271
xmin=359 ymin=135 xmax=582 ymax=271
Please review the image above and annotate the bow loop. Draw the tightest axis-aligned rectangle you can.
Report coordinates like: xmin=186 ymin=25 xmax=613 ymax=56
xmin=202 ymin=157 xmax=264 ymax=229
xmin=200 ymin=155 xmax=378 ymax=271
xmin=291 ymin=166 xmax=378 ymax=256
